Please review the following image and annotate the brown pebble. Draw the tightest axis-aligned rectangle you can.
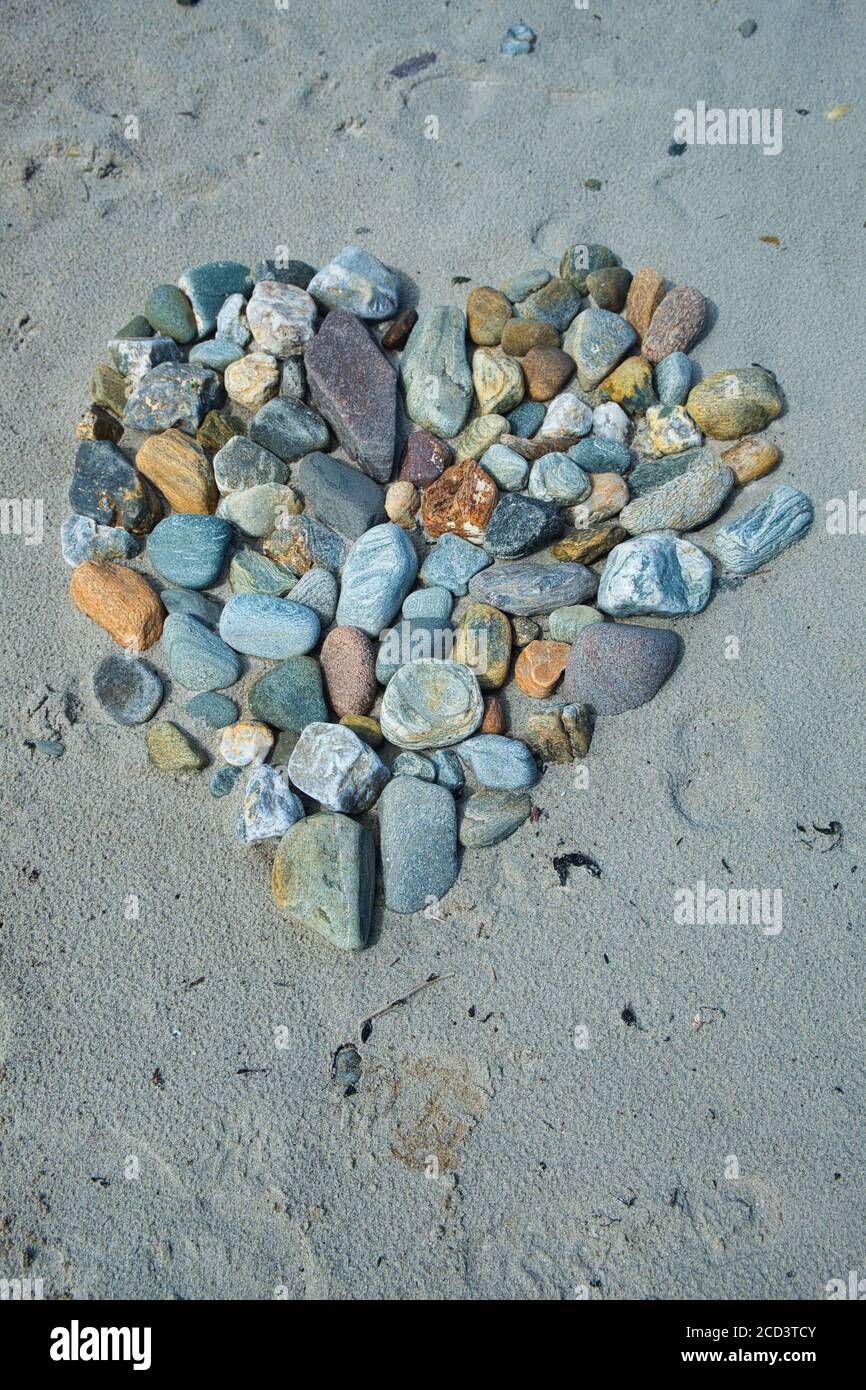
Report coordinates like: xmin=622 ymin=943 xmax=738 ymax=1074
xmin=514 ymin=640 xmax=570 ymax=699
xmin=75 ymin=404 xmax=124 ymax=443
xmin=466 ymin=286 xmax=512 ymax=346
xmin=500 ymin=318 xmax=560 ymax=357
xmin=70 ymin=560 xmax=165 ymax=651
xmin=385 ymin=480 xmax=420 ymax=529
xmin=500 ymin=430 xmax=583 ymax=461
xmin=624 ymin=266 xmax=666 ymax=340
xmin=421 ymin=459 xmax=498 ymax=540
xmin=136 ymin=429 xmax=218 ymax=514
xmin=480 ymin=695 xmax=505 ymax=734
xmin=521 ymin=346 xmax=576 ymax=401
xmin=720 ymin=435 xmax=781 ymax=484
xmin=523 ymin=710 xmax=572 ymax=764
xmin=586 ymin=265 xmax=632 ymax=312
xmin=641 ymin=286 xmax=707 ymax=363
xmin=552 ymin=520 xmax=628 ymax=564
xmin=320 ymin=626 xmax=378 ymax=717
xmin=381 ymin=308 xmax=418 ymax=351
xmin=572 ymin=472 xmax=629 ymax=524
xmin=398 ymin=430 xmax=453 ymax=486
xmin=561 ymin=703 xmax=593 ymax=758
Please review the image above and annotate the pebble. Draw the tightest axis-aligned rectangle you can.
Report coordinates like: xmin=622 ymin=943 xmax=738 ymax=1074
xmin=307 ymin=245 xmax=399 ymax=320
xmin=272 ymin=812 xmax=375 ymax=951
xmin=125 ymin=362 xmax=223 ymax=434
xmin=523 ymin=709 xmax=573 ymax=763
xmin=528 ymin=453 xmax=591 ymax=505
xmin=146 ymin=720 xmax=207 ymax=772
xmin=144 ymin=284 xmax=197 ymax=343
xmin=280 ymin=358 xmax=307 ymax=400
xmin=548 ymin=604 xmax=604 ymax=642
xmin=385 ymin=480 xmax=420 ymax=529
xmin=115 ymin=315 xmax=152 ymax=339
xmin=336 ymin=522 xmax=418 ymax=635
xmin=288 ymin=722 xmax=389 ymax=813
xmin=655 ymin=351 xmax=693 ymax=406
xmin=596 ymin=355 xmax=657 ymax=416
xmin=568 ymin=436 xmax=632 ymax=475
xmin=514 ymin=640 xmax=570 ymax=698
xmin=626 ymin=449 xmax=702 ymax=498
xmin=177 ymin=260 xmax=252 ymax=336
xmin=264 ymin=514 xmax=348 ymax=576
xmin=506 ymin=400 xmax=546 ymax=437
xmin=467 ymin=286 xmax=513 ymax=346
xmin=381 ymin=307 xmax=418 ymax=351
xmin=148 ymin=514 xmax=232 ymax=588
xmin=517 ymin=277 xmax=582 ymax=332
xmin=472 ymin=346 xmax=525 ymax=415
xmin=287 ymin=565 xmax=338 ymax=623
xmin=720 ymin=435 xmax=781 ymax=485
xmin=93 ymin=653 xmax=163 ymax=725
xmin=511 ymin=616 xmax=540 ymax=647
xmin=586 ymin=266 xmax=632 ymax=312
xmin=739 ymin=18 xmax=757 ymax=36
xmin=188 ymin=339 xmax=245 ymax=372
xmin=561 ymin=702 xmax=593 ymax=757
xmin=641 ymin=286 xmax=707 ymax=363
xmin=620 ymin=460 xmax=733 ymax=534
xmin=161 ymin=587 xmax=222 ymax=626
xmin=61 ymin=513 xmax=139 ymax=567
xmin=563 ymin=622 xmax=682 ymax=714
xmin=245 ymin=280 xmax=317 ymax=358
xmin=599 ymin=532 xmax=713 ymax=616
xmin=419 ymin=532 xmax=491 ymax=596
xmin=220 ymin=720 xmax=274 ymax=768
xmin=376 ymin=616 xmax=452 ymax=685
xmin=393 ymin=751 xmax=437 ymax=782
xmin=559 ymin=243 xmax=619 ymax=295
xmin=219 ymin=482 xmax=302 ymax=537
xmin=686 ymin=367 xmax=783 ymax=439
xmin=422 ymin=459 xmax=499 ymax=540
xmin=70 ymin=440 xmax=160 ymax=535
xmin=248 ymin=397 xmax=330 ymax=461
xmin=576 ymin=470 xmax=630 ymax=520
xmin=484 ymin=493 xmax=565 ymax=557
xmin=210 ymin=764 xmax=241 ymax=797
xmin=500 ymin=22 xmax=536 ymax=56
xmin=321 ymin=626 xmax=378 ymax=716
xmin=297 ymin=451 xmax=386 ymax=539
xmin=304 ymin=308 xmax=397 ymax=482
xmin=563 ymin=307 xmax=638 ymax=390
xmin=379 ymin=777 xmax=458 ymax=913
xmin=237 ymin=765 xmax=304 ymax=843
xmin=456 ymin=734 xmax=538 ymax=790
xmin=136 ymin=429 xmax=217 ymax=514
xmin=713 ymin=486 xmax=812 ymax=574
xmin=71 ymin=560 xmax=165 ymax=651
xmin=91 ymin=363 xmax=127 ymax=419
xmin=340 ymin=714 xmax=383 ymax=748
xmin=109 ymin=335 xmax=183 ymax=389
xmin=452 ymin=601 xmax=512 ymax=690
xmin=459 ymin=789 xmax=531 ymax=847
xmin=215 ymin=292 xmax=251 ymax=347
xmin=219 ymin=593 xmax=320 ymax=658
xmin=429 ymin=748 xmax=464 ymax=792
xmin=224 ymin=351 xmax=280 ymax=409
xmin=163 ymin=611 xmax=242 ymax=690
xmin=552 ymin=519 xmax=627 ymax=563
xmin=249 ymin=655 xmax=328 ymax=731
xmin=501 ymin=268 xmax=550 ymax=303
xmin=539 ymin=392 xmax=592 ymax=442
xmin=213 ymin=436 xmax=288 ymax=496
xmin=624 ymin=266 xmax=666 ymax=338
xmin=479 ymin=442 xmax=530 ymax=492
xmin=401 ymin=306 xmax=473 ymax=439
xmin=403 ymin=586 xmax=452 ymax=621
xmin=254 ymin=257 xmax=316 ymax=289
xmin=521 ymin=346 xmax=575 ymax=401
xmin=500 ymin=318 xmax=560 ymax=356
xmin=187 ymin=692 xmax=237 ymax=727
xmin=399 ymin=430 xmax=452 ymax=486
xmin=453 ymin=413 xmax=509 ymax=463
xmin=75 ymin=403 xmax=124 ymax=444
xmin=380 ymin=658 xmax=483 ymax=749
xmin=469 ymin=560 xmax=597 ymax=614
xmin=634 ymin=404 xmax=702 ymax=456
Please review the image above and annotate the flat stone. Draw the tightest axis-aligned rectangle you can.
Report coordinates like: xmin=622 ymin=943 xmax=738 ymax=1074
xmin=403 ymin=586 xmax=453 ymax=621
xmin=528 ymin=452 xmax=592 ymax=504
xmin=70 ymin=560 xmax=165 ymax=651
xmin=469 ymin=560 xmax=597 ymax=615
xmin=249 ymin=655 xmax=329 ymax=732
xmin=720 ymin=435 xmax=781 ymax=485
xmin=598 ymin=532 xmax=713 ymax=616
xmin=479 ymin=442 xmax=529 ymax=492
xmin=307 ymin=245 xmax=399 ymax=321
xmin=272 ymin=812 xmax=375 ymax=951
xmin=177 ymin=260 xmax=252 ymax=336
xmin=419 ymin=533 xmax=491 ymax=595
xmin=506 ymin=400 xmax=546 ymax=437
xmin=453 ymin=414 xmax=508 ymax=463
xmin=624 ymin=266 xmax=666 ymax=339
xmin=634 ymin=404 xmax=702 ymax=456
xmin=466 ymin=286 xmax=513 ymax=345
xmin=109 ymin=336 xmax=184 ymax=389
xmin=484 ymin=493 xmax=564 ymax=558
xmin=224 ymin=351 xmax=280 ymax=409
xmin=75 ymin=403 xmax=124 ymax=444
xmin=596 ymin=355 xmax=657 ymax=416
xmin=263 ymin=515 xmax=348 ymax=576
xmin=563 ymin=308 xmax=638 ymax=390
xmin=287 ymin=566 xmax=338 ymax=623
xmin=500 ymin=318 xmax=560 ymax=356
xmin=146 ymin=721 xmax=207 ymax=771
xmin=219 ymin=593 xmax=320 ymax=658
xmin=459 ymin=789 xmax=532 ymax=847
xmin=713 ymin=486 xmax=812 ymax=574
xmin=620 ymin=460 xmax=734 ymax=534
xmin=456 ymin=734 xmax=538 ymax=789
xmin=336 ymin=522 xmax=418 ymax=635
xmin=340 ymin=714 xmax=382 ymax=748
xmin=380 ymin=658 xmax=483 ymax=749
xmin=296 ymin=451 xmax=386 ymax=539
xmin=70 ymin=440 xmax=160 ymax=534
xmin=321 ymin=626 xmax=378 ymax=716
xmin=163 ymin=612 xmax=242 ymax=690
xmin=392 ymin=751 xmax=437 ymax=782
xmin=210 ymin=764 xmax=241 ymax=797
xmin=422 ymin=460 xmax=498 ymax=540
xmin=642 ymin=286 xmax=707 ymax=363
xmin=248 ymin=397 xmax=329 ymax=461
xmin=501 ymin=268 xmax=551 ymax=303
xmin=514 ymin=640 xmax=570 ymax=698
xmin=399 ymin=430 xmax=453 ymax=485
xmin=548 ymin=604 xmax=604 ymax=642
xmin=586 ymin=265 xmax=632 ymax=312
xmin=472 ymin=346 xmax=524 ymax=415
xmin=376 ymin=616 xmax=453 ymax=685
xmin=189 ymin=340 xmax=246 ymax=372
xmin=213 ymin=436 xmax=288 ymax=496
xmin=125 ymin=362 xmax=223 ymax=434
xmin=552 ymin=520 xmax=627 ymax=563
xmin=197 ymin=411 xmax=238 ymax=454
xmin=160 ymin=588 xmax=222 ymax=626
xmin=378 ymin=778 xmax=458 ymax=914
xmin=288 ymin=722 xmax=389 ymax=812
xmin=219 ymin=483 xmax=302 ymax=538
xmin=686 ymin=367 xmax=783 ymax=439
xmin=148 ymin=514 xmax=232 ymax=588
xmin=136 ymin=429 xmax=217 ymax=514
xmin=655 ymin=351 xmax=693 ymax=406
xmin=237 ymin=765 xmax=304 ymax=844
xmin=400 ymin=306 xmax=473 ymax=439
xmin=61 ymin=514 xmax=138 ymax=566
xmin=517 ymin=277 xmax=582 ymax=331
xmin=626 ymin=450 xmax=703 ymax=498
xmin=592 ymin=401 xmax=630 ymax=444
xmin=187 ymin=692 xmax=237 ymax=727
xmin=215 ymin=292 xmax=251 ymax=347
xmin=563 ymin=622 xmax=682 ymax=714
xmin=93 ymin=653 xmax=163 ymax=725
xmin=385 ymin=480 xmax=420 ymax=529
xmin=381 ymin=307 xmax=418 ymax=351
xmin=559 ymin=243 xmax=619 ymax=295
xmin=144 ymin=284 xmax=197 ymax=343
xmin=452 ymin=601 xmax=512 ymax=690
xmin=304 ymin=309 xmax=397 ymax=482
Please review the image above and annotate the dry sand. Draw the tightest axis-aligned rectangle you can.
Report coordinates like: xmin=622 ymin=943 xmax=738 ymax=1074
xmin=0 ymin=0 xmax=863 ymax=1299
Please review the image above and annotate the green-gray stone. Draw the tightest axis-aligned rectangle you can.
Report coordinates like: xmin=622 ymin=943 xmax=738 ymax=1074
xmin=393 ymin=752 xmax=437 ymax=781
xmin=559 ymin=243 xmax=619 ymax=295
xmin=210 ymin=764 xmax=241 ymax=797
xmin=177 ymin=260 xmax=252 ymax=336
xmin=548 ymin=604 xmax=605 ymax=641
xmin=144 ymin=284 xmax=197 ymax=344
xmin=249 ymin=656 xmax=328 ymax=732
xmin=272 ymin=812 xmax=375 ymax=951
xmin=229 ymin=546 xmax=297 ymax=596
xmin=116 ymin=315 xmax=152 ymax=339
xmin=187 ymin=692 xmax=238 ymax=727
xmin=188 ymin=339 xmax=245 ymax=371
xmin=400 ymin=305 xmax=473 ymax=440
xmin=516 ymin=277 xmax=582 ymax=332
xmin=459 ymin=789 xmax=532 ymax=847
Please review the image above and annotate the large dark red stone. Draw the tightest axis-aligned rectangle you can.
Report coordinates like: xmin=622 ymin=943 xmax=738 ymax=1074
xmin=303 ymin=309 xmax=396 ymax=483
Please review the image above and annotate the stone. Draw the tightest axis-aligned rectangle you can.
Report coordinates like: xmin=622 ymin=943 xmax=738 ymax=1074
xmin=633 ymin=404 xmax=702 ymax=456
xmin=563 ymin=622 xmax=682 ymax=714
xmin=288 ymin=722 xmax=389 ymax=812
xmin=421 ymin=459 xmax=498 ymax=540
xmin=500 ymin=318 xmax=560 ymax=356
xmin=272 ymin=812 xmax=375 ymax=950
xmin=400 ymin=306 xmax=473 ymax=439
xmin=456 ymin=734 xmax=538 ymax=789
xmin=472 ymin=346 xmax=524 ymax=415
xmin=115 ymin=315 xmax=152 ymax=340
xmin=620 ymin=460 xmax=734 ymax=534
xmin=136 ymin=429 xmax=217 ymax=513
xmin=514 ymin=640 xmax=570 ymax=698
xmin=561 ymin=703 xmax=593 ymax=758
xmin=552 ymin=520 xmax=627 ymax=563
xmin=385 ymin=480 xmax=420 ymax=529
xmin=466 ymin=286 xmax=512 ymax=346
xmin=598 ymin=532 xmax=713 ymax=616
xmin=304 ymin=308 xmax=397 ymax=482
xmin=419 ymin=533 xmax=491 ymax=596
xmin=376 ymin=616 xmax=452 ymax=685
xmin=393 ymin=751 xmax=437 ymax=782
xmin=220 ymin=721 xmax=273 ymax=768
xmin=249 ymin=655 xmax=329 ymax=732
xmin=586 ymin=265 xmax=632 ymax=312
xmin=592 ymin=402 xmax=630 ymax=444
xmin=655 ymin=351 xmax=693 ymax=406
xmin=197 ymin=410 xmax=238 ymax=453
xmin=70 ymin=440 xmax=160 ymax=534
xmin=219 ymin=483 xmax=302 ymax=538
xmin=280 ymin=358 xmax=307 ymax=400
xmin=146 ymin=721 xmax=207 ymax=771
xmin=596 ymin=355 xmax=657 ymax=416
xmin=264 ymin=514 xmax=348 ymax=576
xmin=459 ymin=789 xmax=531 ymax=847
xmin=109 ymin=336 xmax=184 ymax=390
xmin=340 ymin=715 xmax=382 ymax=748
xmin=125 ymin=362 xmax=223 ymax=434
xmin=501 ymin=21 xmax=536 ymax=55
xmin=380 ymin=658 xmax=483 ymax=749
xmin=428 ymin=748 xmax=464 ymax=792
xmin=91 ymin=363 xmax=127 ymax=419
xmin=188 ymin=339 xmax=246 ymax=372
xmin=160 ymin=588 xmax=222 ymax=626
xmin=248 ymin=397 xmax=329 ymax=461
xmin=563 ymin=307 xmax=638 ymax=390
xmin=720 ymin=435 xmax=781 ymax=484
xmin=210 ymin=764 xmax=241 ymax=797
xmin=93 ymin=653 xmax=163 ymax=725
xmin=539 ymin=391 xmax=593 ymax=439
xmin=559 ymin=243 xmax=619 ymax=295
xmin=237 ymin=766 xmax=304 ymax=844
xmin=244 ymin=280 xmax=317 ymax=358
xmin=523 ymin=710 xmax=572 ymax=763
xmin=381 ymin=307 xmax=418 ymax=351
xmin=71 ymin=560 xmax=165 ymax=651
xmin=144 ymin=284 xmax=197 ymax=343
xmin=479 ymin=442 xmax=529 ymax=492
xmin=148 ymin=514 xmax=231 ymax=588
xmin=686 ymin=367 xmax=783 ymax=439
xmin=379 ymin=777 xmax=458 ymax=914
xmin=469 ymin=560 xmax=597 ymax=614
xmin=163 ymin=612 xmax=242 ymax=690
xmin=714 ymin=486 xmax=812 ymax=574
xmin=224 ymin=351 xmax=280 ymax=409
xmin=76 ymin=404 xmax=124 ymax=444
xmin=399 ymin=430 xmax=453 ymax=486
xmin=288 ymin=566 xmax=339 ymax=623
xmin=177 ymin=261 xmax=252 ymax=336
xmin=501 ymin=268 xmax=551 ymax=303
xmin=575 ymin=471 xmax=629 ymax=521
xmin=320 ymin=626 xmax=378 ymax=716
xmin=219 ymin=593 xmax=320 ymax=658
xmin=452 ymin=601 xmax=512 ymax=690
xmin=480 ymin=694 xmax=506 ymax=733
xmin=484 ymin=493 xmax=564 ymax=558
xmin=517 ymin=277 xmax=582 ymax=331
xmin=61 ymin=514 xmax=138 ymax=567
xmin=511 ymin=616 xmax=540 ymax=647
xmin=403 ymin=586 xmax=452 ymax=621
xmin=548 ymin=604 xmax=604 ymax=642
xmin=296 ymin=451 xmax=386 ymax=539
xmin=521 ymin=346 xmax=575 ymax=401
xmin=453 ymin=414 xmax=509 ymax=463
xmin=307 ymin=245 xmax=399 ymax=320
xmin=626 ymin=450 xmax=703 ymax=498
xmin=212 ymin=436 xmax=288 ymax=496
xmin=506 ymin=400 xmax=546 ymax=437
xmin=254 ymin=258 xmax=316 ymax=290
xmin=187 ymin=692 xmax=237 ymax=727
xmin=527 ymin=453 xmax=591 ymax=504
xmin=336 ymin=522 xmax=418 ymax=636
xmin=642 ymin=286 xmax=707 ymax=362
xmin=624 ymin=266 xmax=666 ymax=338
xmin=215 ymin=292 xmax=251 ymax=347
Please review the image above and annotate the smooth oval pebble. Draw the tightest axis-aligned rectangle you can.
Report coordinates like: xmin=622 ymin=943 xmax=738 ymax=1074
xmin=380 ymin=658 xmax=483 ymax=749
xmin=713 ymin=486 xmax=812 ymax=574
xmin=548 ymin=605 xmax=605 ymax=642
xmin=335 ymin=522 xmax=418 ymax=637
xmin=163 ymin=612 xmax=242 ymax=690
xmin=402 ymin=587 xmax=453 ymax=621
xmin=70 ymin=560 xmax=165 ymax=651
xmin=686 ymin=367 xmax=783 ymax=440
xmin=468 ymin=561 xmax=598 ymax=615
xmin=378 ymin=777 xmax=458 ymax=914
xmin=459 ymin=790 xmax=532 ymax=847
xmin=655 ymin=351 xmax=693 ymax=406
xmin=456 ymin=735 xmax=538 ymax=790
xmin=418 ymin=533 xmax=491 ymax=596
xmin=642 ymin=286 xmax=707 ymax=363
xmin=249 ymin=655 xmax=328 ymax=731
xmin=563 ymin=622 xmax=682 ymax=714
xmin=147 ymin=514 xmax=232 ymax=589
xmin=219 ymin=593 xmax=320 ymax=658
xmin=160 ymin=587 xmax=222 ymax=626
xmin=320 ymin=626 xmax=378 ymax=717
xmin=187 ymin=692 xmax=238 ymax=727
xmin=567 ymin=437 xmax=632 ymax=475
xmin=288 ymin=566 xmax=338 ymax=624
xmin=480 ymin=443 xmax=530 ymax=492
xmin=598 ymin=532 xmax=713 ymax=617
xmin=528 ymin=453 xmax=591 ymax=505
xmin=145 ymin=720 xmax=207 ymax=771
xmin=93 ymin=653 xmax=163 ymax=725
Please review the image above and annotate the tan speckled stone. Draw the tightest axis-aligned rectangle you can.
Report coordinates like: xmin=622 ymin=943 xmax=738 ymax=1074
xmin=721 ymin=435 xmax=781 ymax=484
xmin=466 ymin=286 xmax=512 ymax=346
xmin=136 ymin=429 xmax=217 ymax=514
xmin=624 ymin=266 xmax=666 ymax=340
xmin=224 ymin=351 xmax=280 ymax=409
xmin=70 ymin=559 xmax=165 ymax=651
xmin=385 ymin=480 xmax=420 ymax=529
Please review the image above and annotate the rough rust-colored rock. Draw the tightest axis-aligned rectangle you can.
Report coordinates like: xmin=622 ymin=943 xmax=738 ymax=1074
xmin=70 ymin=559 xmax=165 ymax=651
xmin=552 ymin=520 xmax=627 ymax=563
xmin=320 ymin=625 xmax=378 ymax=717
xmin=721 ymin=435 xmax=781 ymax=484
xmin=500 ymin=318 xmax=560 ymax=357
xmin=421 ymin=459 xmax=498 ymax=540
xmin=624 ymin=266 xmax=666 ymax=340
xmin=522 ymin=346 xmax=575 ymax=401
xmin=642 ymin=286 xmax=707 ymax=363
xmin=398 ymin=430 xmax=453 ymax=486
xmin=514 ymin=640 xmax=570 ymax=698
xmin=480 ymin=695 xmax=505 ymax=734
xmin=467 ymin=286 xmax=512 ymax=346
xmin=136 ymin=429 xmax=217 ymax=514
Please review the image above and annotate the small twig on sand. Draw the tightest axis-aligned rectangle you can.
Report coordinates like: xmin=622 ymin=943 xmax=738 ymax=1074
xmin=358 ymin=973 xmax=448 ymax=1032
